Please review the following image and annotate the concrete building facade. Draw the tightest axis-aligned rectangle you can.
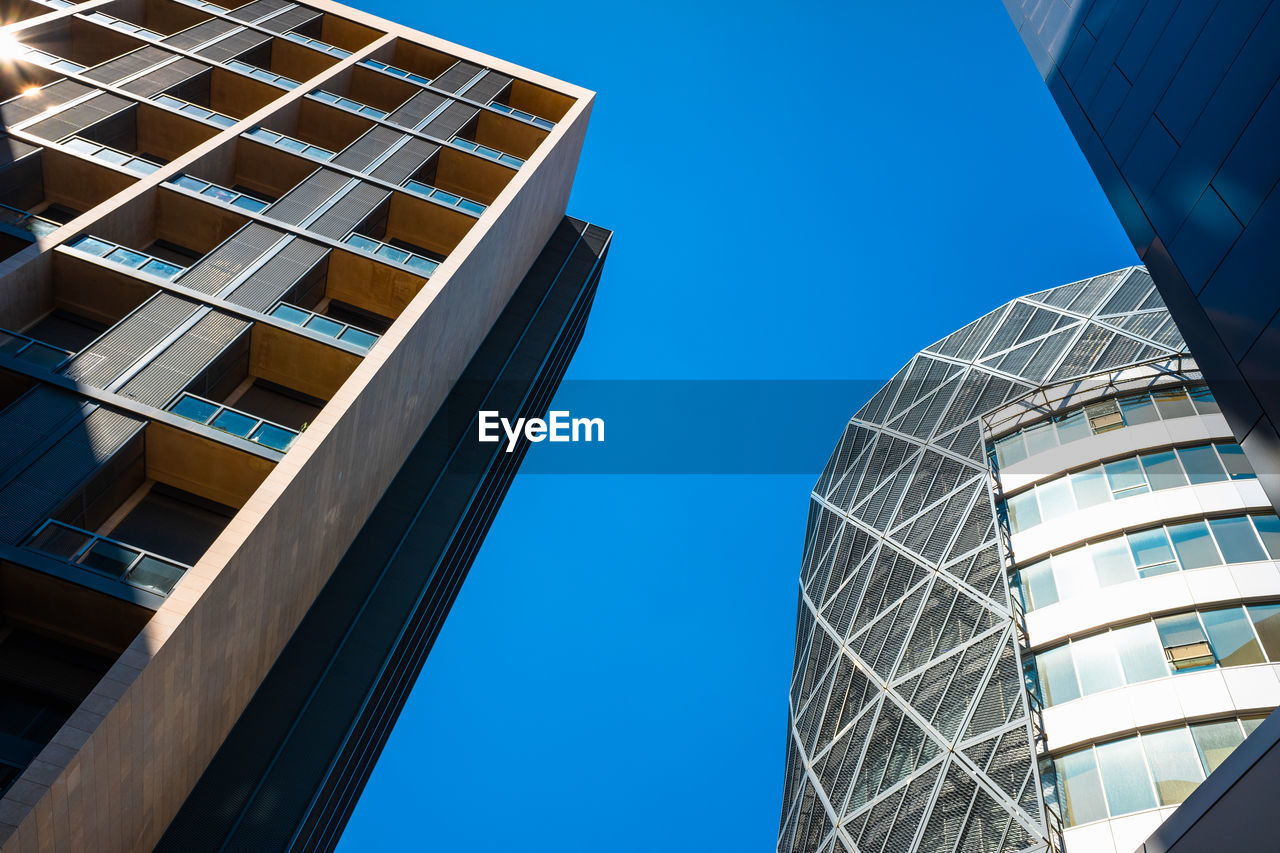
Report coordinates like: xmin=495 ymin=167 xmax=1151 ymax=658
xmin=0 ymin=0 xmax=607 ymax=849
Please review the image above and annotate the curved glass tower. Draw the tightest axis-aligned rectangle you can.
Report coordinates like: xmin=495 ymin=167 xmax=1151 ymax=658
xmin=779 ymin=267 xmax=1280 ymax=853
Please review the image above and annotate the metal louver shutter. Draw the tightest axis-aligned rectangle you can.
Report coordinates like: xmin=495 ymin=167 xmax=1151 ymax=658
xmin=179 ymin=223 xmax=288 ymax=295
xmin=333 ymin=127 xmax=404 ymax=172
xmin=118 ymin=311 xmax=251 ymax=406
xmin=162 ymin=18 xmax=239 ymax=50
xmin=266 ymin=170 xmax=352 ymax=226
xmin=431 ymin=60 xmax=483 ymax=93
xmin=309 ymin=183 xmax=389 ymax=239
xmin=120 ymin=57 xmax=209 ymax=98
xmin=23 ymin=92 xmax=133 ymax=142
xmin=369 ymin=138 xmax=439 ymax=184
xmin=458 ymin=70 xmax=512 ymax=103
xmin=226 ymin=238 xmax=329 ymax=311
xmin=386 ymin=90 xmax=447 ymax=130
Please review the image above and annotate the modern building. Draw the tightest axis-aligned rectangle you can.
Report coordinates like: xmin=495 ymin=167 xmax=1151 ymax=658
xmin=999 ymin=0 xmax=1280 ymax=515
xmin=0 ymin=0 xmax=608 ymax=850
xmin=779 ymin=267 xmax=1280 ymax=853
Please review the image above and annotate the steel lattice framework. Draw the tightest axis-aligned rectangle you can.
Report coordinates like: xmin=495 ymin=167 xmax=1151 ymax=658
xmin=778 ymin=267 xmax=1189 ymax=853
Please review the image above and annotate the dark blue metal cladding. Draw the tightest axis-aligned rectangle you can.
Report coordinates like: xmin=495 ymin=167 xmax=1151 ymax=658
xmin=1002 ymin=0 xmax=1280 ymax=511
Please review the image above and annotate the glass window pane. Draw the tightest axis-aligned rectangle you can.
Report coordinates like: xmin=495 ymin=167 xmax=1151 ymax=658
xmin=270 ymin=304 xmax=310 ymax=325
xmin=211 ymin=409 xmax=257 ymax=438
xmin=1052 ymin=548 xmax=1100 ymax=601
xmin=17 ymin=343 xmax=67 ymax=368
xmin=1168 ymin=521 xmax=1222 ymax=570
xmin=1087 ymin=399 xmax=1125 ymax=434
xmin=96 ymin=148 xmax=130 ymax=165
xmin=1106 ymin=457 xmax=1149 ymax=496
xmin=1055 ymin=409 xmax=1091 ymax=444
xmin=107 ymin=247 xmax=148 ymax=267
xmin=1119 ymin=392 xmax=1159 ymax=425
xmin=1201 ymin=607 xmax=1265 ymax=667
xmin=1252 ymin=515 xmax=1280 ymax=559
xmin=403 ymin=254 xmax=438 ymax=275
xmin=1036 ymin=644 xmax=1080 ymax=706
xmin=173 ymin=175 xmax=206 ymax=191
xmin=304 ymin=315 xmax=344 ymax=337
xmin=1209 ymin=517 xmax=1267 ymax=564
xmin=71 ymin=236 xmax=113 ymax=256
xmin=170 ymin=395 xmax=219 ymax=423
xmin=1247 ymin=604 xmax=1280 ymax=660
xmin=431 ymin=189 xmax=461 ymax=206
xmin=458 ymin=199 xmax=486 ymax=215
xmin=1096 ymin=737 xmax=1157 ymax=817
xmin=1020 ymin=559 xmax=1058 ymax=610
xmin=1156 ymin=613 xmax=1214 ymax=670
xmin=141 ymin=259 xmax=182 ymax=279
xmin=376 ymin=244 xmax=411 ymax=263
xmin=1038 ymin=478 xmax=1076 ymax=522
xmin=1007 ymin=491 xmax=1040 ymax=533
xmin=232 ymin=195 xmax=268 ymax=213
xmin=338 ymin=327 xmax=377 ymax=350
xmin=80 ymin=539 xmax=140 ymax=577
xmin=1024 ymin=421 xmax=1058 ymax=456
xmin=1073 ymin=633 xmax=1125 ymax=696
xmin=345 ymin=234 xmax=380 ymax=252
xmin=1178 ymin=444 xmax=1228 ymax=484
xmin=1217 ymin=444 xmax=1256 ymax=479
xmin=1142 ymin=727 xmax=1205 ymax=806
xmin=1130 ymin=528 xmax=1176 ymax=577
xmin=1189 ymin=385 xmax=1220 ymax=415
xmin=1055 ymin=748 xmax=1109 ymax=826
xmin=126 ymin=159 xmax=159 ymax=175
xmin=126 ymin=555 xmax=184 ymax=595
xmin=1092 ymin=537 xmax=1138 ymax=586
xmin=250 ymin=422 xmax=296 ymax=451
xmin=1071 ymin=467 xmax=1111 ymax=510
xmin=1192 ymin=720 xmax=1244 ymax=775
xmin=210 ymin=114 xmax=236 ymax=128
xmin=203 ymin=186 xmax=237 ymax=203
xmin=1141 ymin=450 xmax=1188 ymax=491
xmin=28 ymin=523 xmax=92 ymax=560
xmin=1113 ymin=622 xmax=1169 ymax=684
xmin=1242 ymin=717 xmax=1266 ymax=737
xmin=1153 ymin=388 xmax=1196 ymax=419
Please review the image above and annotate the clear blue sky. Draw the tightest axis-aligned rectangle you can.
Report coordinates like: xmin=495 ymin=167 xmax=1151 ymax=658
xmin=337 ymin=1 xmax=1138 ymax=850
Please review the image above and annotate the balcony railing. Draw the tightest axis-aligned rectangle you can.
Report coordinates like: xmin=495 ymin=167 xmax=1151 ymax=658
xmin=168 ymin=174 xmax=271 ymax=213
xmin=25 ymin=519 xmax=188 ymax=596
xmin=358 ymin=59 xmax=433 ymax=88
xmin=67 ymin=235 xmax=186 ymax=280
xmin=18 ymin=46 xmax=85 ymax=74
xmin=63 ymin=137 xmax=162 ymax=175
xmin=283 ymin=32 xmax=350 ymax=59
xmin=244 ymin=126 xmax=334 ymax=160
xmin=341 ymin=232 xmax=439 ymax=276
xmin=310 ymin=89 xmax=388 ymax=120
xmin=487 ymin=101 xmax=554 ymax=130
xmin=269 ymin=302 xmax=378 ymax=351
xmin=168 ymin=392 xmax=299 ymax=451
xmin=80 ymin=11 xmax=165 ymax=42
xmin=402 ymin=179 xmax=485 ymax=215
xmin=0 ymin=327 xmax=73 ymax=369
xmin=448 ymin=137 xmax=523 ymax=168
xmin=151 ymin=93 xmax=237 ymax=128
xmin=0 ymin=203 xmax=62 ymax=242
xmin=226 ymin=59 xmax=299 ymax=90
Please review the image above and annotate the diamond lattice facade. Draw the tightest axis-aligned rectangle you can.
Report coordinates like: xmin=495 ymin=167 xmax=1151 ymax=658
xmin=779 ymin=267 xmax=1280 ymax=853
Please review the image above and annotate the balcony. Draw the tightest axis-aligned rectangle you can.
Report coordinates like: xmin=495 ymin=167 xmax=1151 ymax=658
xmin=26 ymin=519 xmax=188 ymax=596
xmin=243 ymin=96 xmax=372 ymax=164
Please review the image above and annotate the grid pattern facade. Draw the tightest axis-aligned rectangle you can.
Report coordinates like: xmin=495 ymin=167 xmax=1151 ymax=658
xmin=779 ymin=267 xmax=1189 ymax=853
xmin=1001 ymin=0 xmax=1280 ymax=513
xmin=0 ymin=1 xmax=596 ymax=849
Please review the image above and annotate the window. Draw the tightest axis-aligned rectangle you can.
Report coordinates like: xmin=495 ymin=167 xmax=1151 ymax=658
xmin=1209 ymin=517 xmax=1266 ymax=563
xmin=1105 ymin=457 xmax=1148 ymax=497
xmin=1247 ymin=604 xmax=1280 ymax=660
xmin=1013 ymin=514 xmax=1280 ymax=612
xmin=1036 ymin=644 xmax=1080 ymax=706
xmin=1155 ymin=613 xmax=1214 ymax=671
xmin=1086 ymin=399 xmax=1124 ymax=433
xmin=1112 ymin=622 xmax=1168 ymax=684
xmin=1054 ymin=749 xmax=1108 ymax=826
xmin=1152 ymin=388 xmax=1196 ymax=419
xmin=1217 ymin=443 xmax=1256 ymax=479
xmin=1096 ymin=738 xmax=1157 ymax=816
xmin=1118 ymin=391 xmax=1159 ymax=425
xmin=1072 ymin=633 xmax=1124 ymax=695
xmin=1006 ymin=490 xmax=1040 ymax=533
xmin=1038 ymin=477 xmax=1075 ymax=522
xmin=1142 ymin=450 xmax=1187 ymax=491
xmin=1167 ymin=521 xmax=1222 ymax=570
xmin=1071 ymin=466 xmax=1110 ymax=509
xmin=1179 ymin=443 xmax=1226 ymax=484
xmin=1191 ymin=720 xmax=1245 ymax=775
xmin=1201 ymin=607 xmax=1265 ymax=667
xmin=1142 ymin=727 xmax=1205 ymax=806
xmin=1130 ymin=528 xmax=1177 ymax=577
